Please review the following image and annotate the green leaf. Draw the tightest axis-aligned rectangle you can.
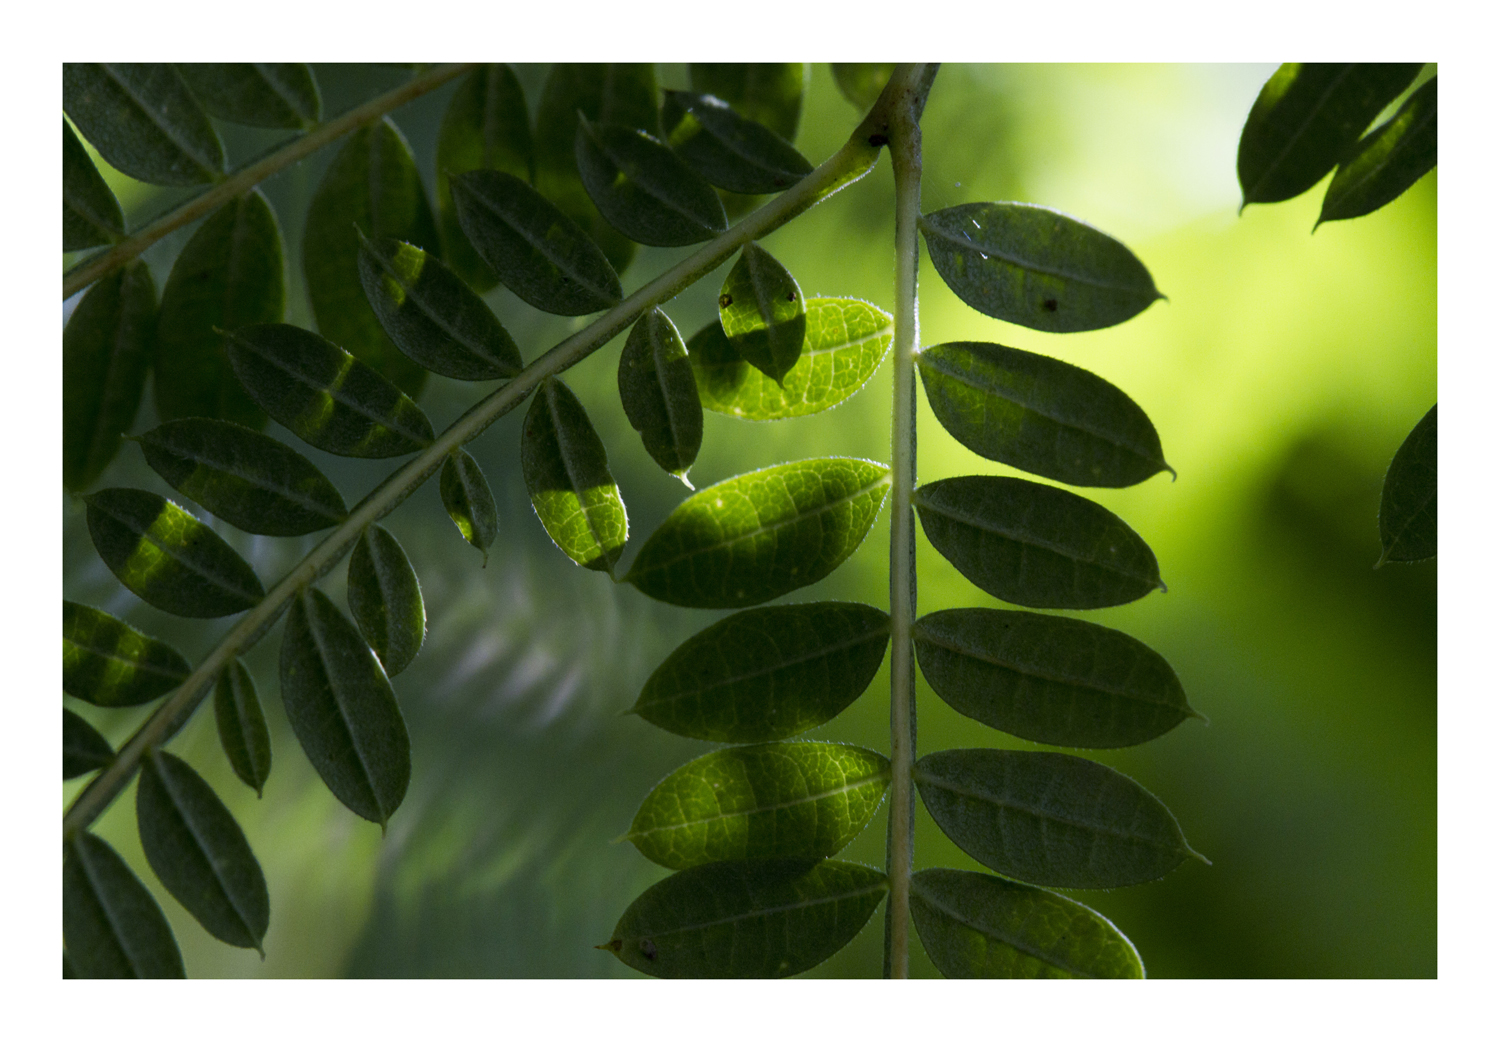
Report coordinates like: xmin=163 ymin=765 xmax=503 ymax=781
xmin=63 ymin=63 xmax=223 ymax=186
xmin=63 ymin=260 xmax=156 ymax=491
xmin=450 ymin=169 xmax=622 ymax=316
xmin=910 ymin=868 xmax=1143 ymax=979
xmin=661 ymin=91 xmax=813 ymax=195
xmin=356 ymin=232 xmax=522 ymax=381
xmin=1238 ymin=63 xmax=1424 ymax=208
xmin=718 ymin=242 xmax=805 ymax=385
xmin=831 ymin=64 xmax=896 ymax=112
xmin=521 ymin=378 xmax=628 ymax=574
xmin=575 ymin=117 xmax=727 ymax=247
xmin=689 ymin=64 xmax=806 ymax=142
xmin=225 ymin=323 xmax=434 ymax=458
xmin=914 ymin=748 xmax=1204 ymax=889
xmin=440 ymin=449 xmax=500 ymax=561
xmin=280 ymin=588 xmax=411 ymax=826
xmin=914 ymin=608 xmax=1198 ymax=748
xmin=175 ymin=63 xmax=320 ymax=129
xmin=64 ymin=832 xmax=185 ymax=978
xmin=1320 ymin=77 xmax=1437 ymax=226
xmin=915 ymin=475 xmax=1161 ymax=609
xmin=63 ymin=601 xmax=190 ymax=707
xmin=626 ymin=742 xmax=890 ymax=870
xmin=63 ymin=708 xmax=115 ymax=779
xmin=138 ymin=418 xmax=349 ymax=537
xmin=347 ymin=525 xmax=426 ymax=678
xmin=303 ymin=118 xmax=441 ymax=397
xmin=633 ymin=601 xmax=890 ymax=742
xmin=85 ymin=488 xmax=265 ymax=618
xmin=921 ymin=202 xmax=1164 ymax=333
xmin=136 ymin=749 xmax=270 ymax=952
xmin=626 ymin=457 xmax=892 ymax=609
xmin=689 ymin=297 xmax=893 ymax=421
xmin=1378 ymin=404 xmax=1437 ymax=565
xmin=63 ymin=120 xmax=124 ymax=250
xmin=153 ymin=190 xmax=284 ymax=429
xmin=214 ymin=660 xmax=272 ymax=796
xmin=604 ymin=858 xmax=886 ymax=978
xmin=918 ymin=341 xmax=1171 ymax=488
xmin=618 ymin=308 xmax=702 ymax=485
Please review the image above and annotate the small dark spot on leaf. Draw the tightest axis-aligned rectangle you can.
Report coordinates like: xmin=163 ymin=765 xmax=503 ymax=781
xmin=787 ymin=292 xmax=797 ymax=302
xmin=640 ymin=939 xmax=658 ymax=960
xmin=1042 ymin=299 xmax=1059 ymax=312
xmin=719 ymin=294 xmax=732 ymax=308
xmin=867 ymin=133 xmax=889 ymax=147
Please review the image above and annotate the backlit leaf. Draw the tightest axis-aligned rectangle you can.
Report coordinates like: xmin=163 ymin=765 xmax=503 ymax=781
xmin=831 ymin=64 xmax=896 ymax=112
xmin=64 ymin=832 xmax=185 ymax=978
xmin=63 ymin=120 xmax=124 ymax=250
xmin=63 ymin=708 xmax=114 ymax=779
xmin=347 ymin=525 xmax=426 ymax=678
xmin=63 ymin=63 xmax=223 ymax=186
xmin=626 ymin=457 xmax=891 ymax=609
xmin=440 ymin=449 xmax=499 ymax=561
xmin=576 ymin=117 xmax=727 ymax=248
xmin=214 ymin=660 xmax=271 ymax=796
xmin=618 ymin=308 xmax=702 ymax=484
xmin=1378 ymin=403 xmax=1437 ymax=565
xmin=689 ymin=64 xmax=806 ymax=142
xmin=921 ymin=202 xmax=1163 ymax=333
xmin=661 ymin=91 xmax=813 ymax=195
xmin=63 ymin=601 xmax=190 ymax=708
xmin=718 ymin=243 xmax=805 ymax=385
xmin=1320 ymin=77 xmax=1437 ymax=226
xmin=175 ymin=62 xmax=320 ymax=129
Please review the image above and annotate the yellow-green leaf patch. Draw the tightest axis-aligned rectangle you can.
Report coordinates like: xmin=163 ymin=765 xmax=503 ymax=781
xmin=63 ymin=601 xmax=190 ymax=708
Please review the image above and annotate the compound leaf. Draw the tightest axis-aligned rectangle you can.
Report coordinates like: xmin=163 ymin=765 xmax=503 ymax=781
xmin=718 ymin=243 xmax=805 ymax=385
xmin=831 ymin=64 xmax=896 ymax=112
xmin=63 ymin=708 xmax=115 ymax=779
xmin=64 ymin=832 xmax=184 ymax=978
xmin=618 ymin=308 xmax=702 ymax=484
xmin=576 ymin=116 xmax=727 ymax=247
xmin=175 ymin=62 xmax=320 ymax=129
xmin=688 ymin=64 xmax=806 ymax=142
xmin=1378 ymin=403 xmax=1437 ymax=565
xmin=1320 ymin=77 xmax=1437 ymax=226
xmin=63 ymin=601 xmax=190 ymax=708
xmin=347 ymin=525 xmax=426 ymax=678
xmin=63 ymin=119 xmax=124 ymax=250
xmin=440 ymin=449 xmax=499 ymax=560
xmin=661 ymin=90 xmax=813 ymax=195
xmin=63 ymin=63 xmax=223 ymax=186
xmin=215 ymin=660 xmax=271 ymax=796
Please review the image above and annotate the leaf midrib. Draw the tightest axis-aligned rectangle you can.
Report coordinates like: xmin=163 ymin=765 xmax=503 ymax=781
xmin=463 ymin=181 xmax=608 ymax=301
xmin=922 ymin=215 xmax=1149 ymax=296
xmin=623 ymin=877 xmax=888 ymax=942
xmin=366 ymin=243 xmax=510 ymax=373
xmin=92 ymin=497 xmax=262 ymax=603
xmin=101 ymin=64 xmax=215 ymax=178
xmin=239 ymin=336 xmax=427 ymax=444
xmin=66 ymin=634 xmax=188 ymax=682
xmin=1246 ymin=64 xmax=1358 ymax=201
xmin=912 ymin=886 xmax=1098 ymax=978
xmin=628 ymin=768 xmax=890 ymax=841
xmin=153 ymin=437 xmax=345 ymax=521
xmin=300 ymin=595 xmax=386 ymax=821
xmin=645 ymin=626 xmax=888 ymax=710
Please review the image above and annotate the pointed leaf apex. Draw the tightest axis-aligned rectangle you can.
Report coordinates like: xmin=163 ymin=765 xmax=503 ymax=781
xmin=674 ymin=472 xmax=696 ymax=491
xmin=1187 ymin=846 xmax=1212 ymax=867
xmin=596 ymin=940 xmax=623 ymax=953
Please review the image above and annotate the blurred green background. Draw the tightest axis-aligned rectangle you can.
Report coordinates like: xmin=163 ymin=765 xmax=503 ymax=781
xmin=63 ymin=64 xmax=1436 ymax=978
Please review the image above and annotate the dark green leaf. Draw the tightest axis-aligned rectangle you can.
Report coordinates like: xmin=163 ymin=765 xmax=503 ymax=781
xmin=137 ymin=749 xmax=270 ymax=951
xmin=661 ymin=91 xmax=813 ymax=195
xmin=1378 ymin=404 xmax=1437 ymax=565
xmin=63 ymin=120 xmax=124 ymax=250
xmin=718 ymin=243 xmax=805 ymax=385
xmin=356 ymin=232 xmax=522 ymax=380
xmin=63 ymin=63 xmax=223 ymax=186
xmin=576 ymin=117 xmax=727 ymax=247
xmin=921 ymin=202 xmax=1164 ymax=333
xmin=918 ymin=341 xmax=1171 ymax=487
xmin=175 ymin=63 xmax=320 ymax=128
xmin=915 ymin=475 xmax=1162 ymax=609
xmin=626 ymin=457 xmax=891 ymax=609
xmin=440 ymin=449 xmax=499 ymax=561
xmin=63 ymin=708 xmax=115 ymax=779
xmin=911 ymin=868 xmax=1143 ymax=978
xmin=1320 ymin=77 xmax=1437 ymax=225
xmin=450 ymin=169 xmax=622 ymax=316
xmin=153 ymin=190 xmax=284 ymax=429
xmin=347 ymin=525 xmax=426 ymax=677
xmin=633 ymin=601 xmax=890 ymax=742
xmin=690 ymin=297 xmax=893 ymax=421
xmin=86 ymin=488 xmax=264 ymax=618
xmin=618 ymin=308 xmax=701 ymax=484
xmin=64 ymin=832 xmax=185 ymax=978
xmin=280 ymin=588 xmax=411 ymax=825
xmin=63 ymin=952 xmax=76 ymax=978
xmin=521 ymin=378 xmax=628 ymax=574
xmin=627 ymin=742 xmax=890 ymax=870
xmin=63 ymin=601 xmax=190 ymax=707
xmin=604 ymin=858 xmax=886 ymax=978
xmin=63 ymin=260 xmax=156 ymax=491
xmin=225 ymin=323 xmax=434 ymax=458
xmin=914 ymin=608 xmax=1199 ymax=748
xmin=689 ymin=64 xmax=806 ymax=142
xmin=915 ymin=748 xmax=1204 ymax=889
xmin=215 ymin=660 xmax=271 ymax=796
xmin=1238 ymin=63 xmax=1424 ymax=207
xmin=831 ymin=64 xmax=896 ymax=112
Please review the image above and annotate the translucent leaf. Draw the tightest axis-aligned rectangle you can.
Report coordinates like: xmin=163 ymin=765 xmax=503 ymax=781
xmin=225 ymin=323 xmax=434 ymax=458
xmin=914 ymin=608 xmax=1199 ymax=748
xmin=1320 ymin=77 xmax=1437 ymax=226
xmin=626 ymin=457 xmax=892 ymax=609
xmin=356 ymin=231 xmax=522 ymax=380
xmin=915 ymin=475 xmax=1161 ymax=609
xmin=918 ymin=341 xmax=1171 ymax=488
xmin=450 ymin=169 xmax=622 ymax=316
xmin=64 ymin=708 xmax=115 ymax=779
xmin=661 ymin=91 xmax=813 ymax=195
xmin=440 ymin=449 xmax=499 ymax=561
xmin=63 ymin=63 xmax=223 ymax=186
xmin=175 ymin=62 xmax=320 ymax=129
xmin=214 ymin=660 xmax=271 ymax=796
xmin=689 ymin=297 xmax=893 ymax=421
xmin=63 ymin=260 xmax=156 ymax=491
xmin=280 ymin=588 xmax=411 ymax=826
xmin=347 ymin=525 xmax=426 ymax=678
xmin=718 ymin=243 xmax=805 ymax=385
xmin=618 ymin=308 xmax=702 ymax=484
xmin=64 ymin=832 xmax=185 ymax=978
xmin=63 ymin=120 xmax=124 ymax=250
xmin=1238 ymin=63 xmax=1424 ymax=207
xmin=831 ymin=64 xmax=896 ymax=111
xmin=1378 ymin=404 xmax=1437 ymax=565
xmin=911 ymin=868 xmax=1143 ymax=979
xmin=303 ymin=118 xmax=441 ymax=397
xmin=575 ymin=117 xmax=727 ymax=247
xmin=85 ymin=488 xmax=265 ymax=618
xmin=914 ymin=748 xmax=1204 ymax=889
xmin=626 ymin=742 xmax=890 ymax=870
xmin=153 ymin=190 xmax=284 ymax=429
xmin=688 ymin=64 xmax=806 ymax=142
xmin=521 ymin=378 xmax=628 ymax=574
xmin=633 ymin=601 xmax=890 ymax=742
xmin=920 ymin=202 xmax=1164 ymax=333
xmin=63 ymin=601 xmax=190 ymax=707
xmin=136 ymin=749 xmax=270 ymax=951
xmin=603 ymin=858 xmax=886 ymax=978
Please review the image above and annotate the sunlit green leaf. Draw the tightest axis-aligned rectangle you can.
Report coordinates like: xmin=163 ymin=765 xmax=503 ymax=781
xmin=633 ymin=601 xmax=890 ymax=742
xmin=346 ymin=525 xmax=426 ymax=678
xmin=225 ymin=323 xmax=434 ymax=458
xmin=63 ymin=63 xmax=223 ymax=186
xmin=63 ymin=120 xmax=124 ymax=250
xmin=618 ymin=308 xmax=701 ymax=484
xmin=915 ymin=476 xmax=1161 ymax=609
xmin=215 ymin=660 xmax=271 ymax=796
xmin=921 ymin=202 xmax=1164 ymax=333
xmin=86 ymin=488 xmax=264 ymax=618
xmin=440 ymin=449 xmax=499 ymax=561
xmin=64 ymin=601 xmax=190 ymax=708
xmin=689 ymin=64 xmax=806 ymax=142
xmin=604 ymin=858 xmax=886 ymax=978
xmin=915 ymin=748 xmax=1204 ymax=889
xmin=626 ymin=457 xmax=891 ymax=609
xmin=175 ymin=62 xmax=320 ymax=129
xmin=64 ymin=708 xmax=114 ymax=779
xmin=911 ymin=868 xmax=1143 ymax=979
xmin=831 ymin=64 xmax=896 ymax=112
xmin=137 ymin=749 xmax=270 ymax=952
xmin=576 ymin=117 xmax=727 ymax=247
xmin=661 ymin=91 xmax=813 ymax=195
xmin=1378 ymin=404 xmax=1437 ymax=565
xmin=64 ymin=832 xmax=185 ymax=978
xmin=1320 ymin=77 xmax=1437 ymax=226
xmin=718 ymin=243 xmax=805 ymax=385
xmin=280 ymin=588 xmax=410 ymax=826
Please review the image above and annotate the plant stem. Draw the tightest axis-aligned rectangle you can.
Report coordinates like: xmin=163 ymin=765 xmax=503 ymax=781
xmin=62 ymin=64 xmax=477 ymax=301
